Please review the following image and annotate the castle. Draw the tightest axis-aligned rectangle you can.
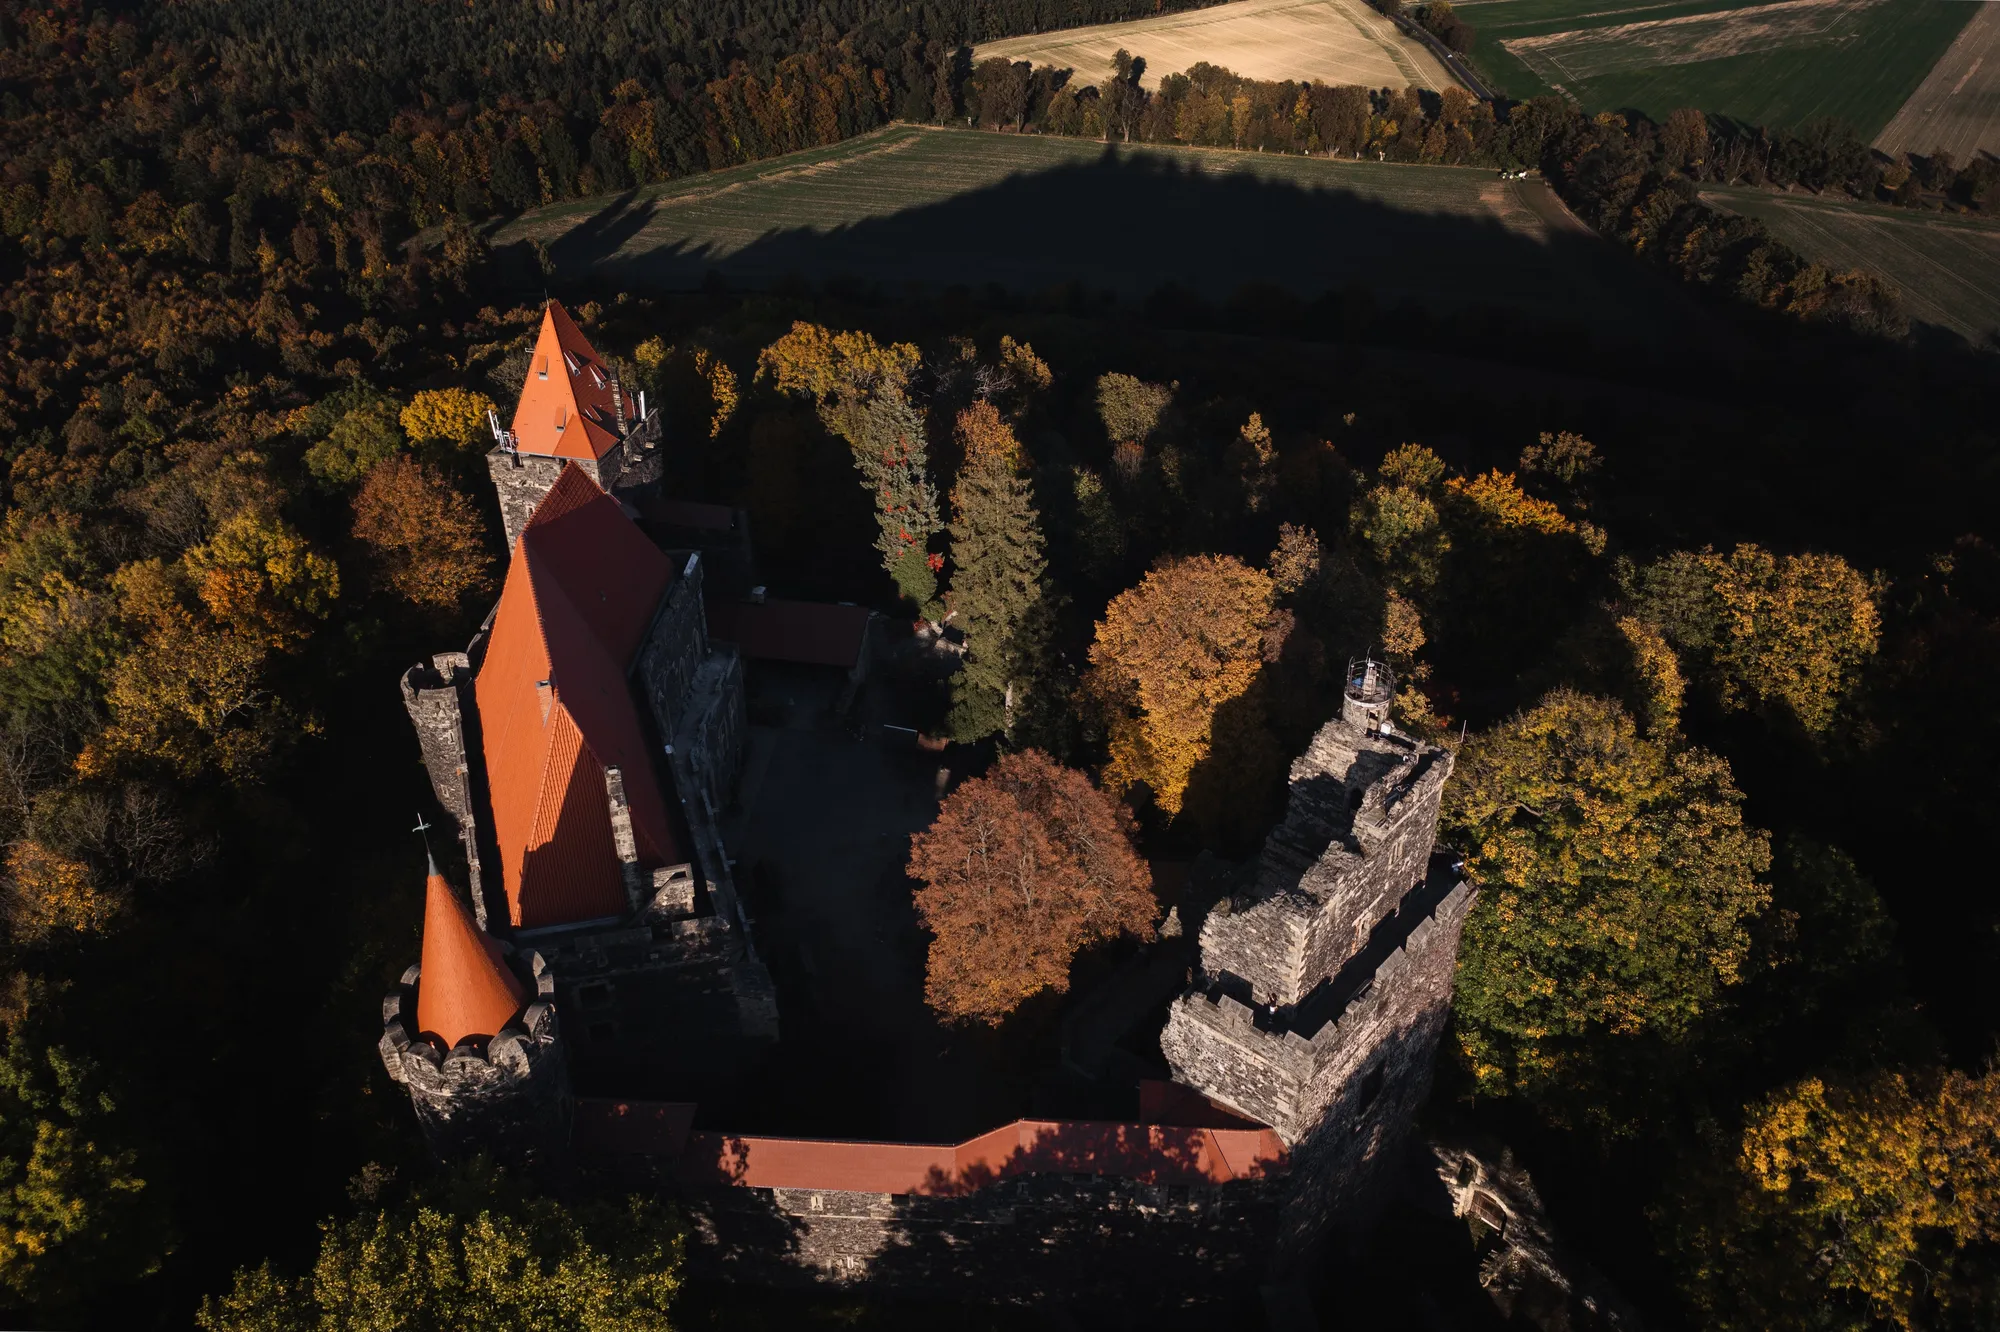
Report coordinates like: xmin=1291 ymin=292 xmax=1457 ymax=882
xmin=381 ymin=301 xmax=1475 ymax=1304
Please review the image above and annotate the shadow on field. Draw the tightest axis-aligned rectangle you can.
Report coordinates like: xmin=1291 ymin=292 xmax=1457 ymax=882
xmin=520 ymin=142 xmax=1705 ymax=346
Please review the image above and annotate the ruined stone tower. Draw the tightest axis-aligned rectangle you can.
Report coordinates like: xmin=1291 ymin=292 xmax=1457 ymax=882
xmin=487 ymin=301 xmax=662 ymax=549
xmin=1161 ymin=658 xmax=1474 ymax=1261
xmin=380 ymin=859 xmax=571 ymax=1163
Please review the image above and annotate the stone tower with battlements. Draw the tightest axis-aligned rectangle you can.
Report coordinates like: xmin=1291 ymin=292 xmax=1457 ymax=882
xmin=1161 ymin=659 xmax=1475 ymax=1262
xmin=380 ymin=859 xmax=571 ymax=1164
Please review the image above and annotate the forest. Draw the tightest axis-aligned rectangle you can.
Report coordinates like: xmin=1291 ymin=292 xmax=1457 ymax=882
xmin=0 ymin=0 xmax=1997 ymax=1329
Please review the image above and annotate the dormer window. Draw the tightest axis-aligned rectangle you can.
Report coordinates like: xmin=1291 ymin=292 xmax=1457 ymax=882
xmin=536 ymin=356 xmax=548 ymax=380
xmin=563 ymin=350 xmax=582 ymax=376
xmin=589 ymin=365 xmax=607 ymax=388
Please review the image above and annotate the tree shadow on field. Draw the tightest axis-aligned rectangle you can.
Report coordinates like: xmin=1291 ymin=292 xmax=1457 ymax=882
xmin=535 ymin=143 xmax=1707 ymax=352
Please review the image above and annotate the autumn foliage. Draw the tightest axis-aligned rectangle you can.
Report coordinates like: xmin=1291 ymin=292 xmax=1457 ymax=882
xmin=908 ymin=752 xmax=1155 ymax=1025
xmin=1088 ymin=555 xmax=1276 ymax=815
xmin=351 ymin=458 xmax=495 ymax=610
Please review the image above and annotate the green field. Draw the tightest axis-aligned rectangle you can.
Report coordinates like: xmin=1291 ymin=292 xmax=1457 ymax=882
xmin=493 ymin=125 xmax=1701 ymax=340
xmin=1461 ymin=0 xmax=1972 ymax=136
xmin=1702 ymin=185 xmax=2000 ymax=343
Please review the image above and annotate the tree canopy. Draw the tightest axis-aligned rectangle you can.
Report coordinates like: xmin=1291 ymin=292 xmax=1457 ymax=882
xmin=908 ymin=751 xmax=1154 ymax=1025
xmin=1446 ymin=690 xmax=1772 ymax=1118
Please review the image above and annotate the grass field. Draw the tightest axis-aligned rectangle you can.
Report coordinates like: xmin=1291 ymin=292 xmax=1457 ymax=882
xmin=1702 ymin=185 xmax=2000 ymax=342
xmin=974 ymin=0 xmax=1454 ymax=91
xmin=490 ymin=125 xmax=1702 ymax=339
xmin=1460 ymin=0 xmax=1972 ymax=136
xmin=1873 ymin=2 xmax=2000 ymax=160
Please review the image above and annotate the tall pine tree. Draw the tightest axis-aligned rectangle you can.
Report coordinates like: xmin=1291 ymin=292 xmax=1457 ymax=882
xmin=947 ymin=403 xmax=1050 ymax=741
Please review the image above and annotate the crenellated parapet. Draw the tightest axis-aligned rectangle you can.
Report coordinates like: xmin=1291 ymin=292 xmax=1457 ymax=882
xmin=380 ymin=949 xmax=572 ymax=1164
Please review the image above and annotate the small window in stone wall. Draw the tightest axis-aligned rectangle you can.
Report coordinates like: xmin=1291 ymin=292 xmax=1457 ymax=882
xmin=579 ymin=982 xmax=614 ymax=1011
xmin=1352 ymin=1063 xmax=1386 ymax=1134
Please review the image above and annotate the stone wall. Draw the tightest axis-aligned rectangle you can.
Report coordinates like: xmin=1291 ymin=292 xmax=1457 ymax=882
xmin=636 ymin=554 xmax=711 ymax=737
xmin=680 ymin=1173 xmax=1285 ymax=1307
xmin=487 ymin=450 xmax=578 ymax=551
xmin=400 ymin=652 xmax=493 ymax=924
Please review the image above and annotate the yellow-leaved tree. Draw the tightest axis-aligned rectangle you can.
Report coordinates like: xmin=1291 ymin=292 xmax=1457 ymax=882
xmin=1669 ymin=1066 xmax=2000 ymax=1331
xmin=1625 ymin=543 xmax=1879 ymax=732
xmin=1447 ymin=689 xmax=1771 ymax=1125
xmin=399 ymin=387 xmax=497 ymax=456
xmin=183 ymin=514 xmax=339 ymax=650
xmin=1088 ymin=555 xmax=1276 ymax=815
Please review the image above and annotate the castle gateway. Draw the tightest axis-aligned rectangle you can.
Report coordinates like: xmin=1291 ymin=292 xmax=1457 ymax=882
xmin=381 ymin=302 xmax=1474 ymax=1304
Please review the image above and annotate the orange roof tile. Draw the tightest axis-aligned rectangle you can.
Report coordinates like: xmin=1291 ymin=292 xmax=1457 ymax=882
xmin=475 ymin=465 xmax=683 ymax=930
xmin=416 ymin=860 xmax=528 ymax=1047
xmin=510 ymin=301 xmax=623 ymax=460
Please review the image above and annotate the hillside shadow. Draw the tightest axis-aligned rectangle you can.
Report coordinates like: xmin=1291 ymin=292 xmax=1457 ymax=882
xmin=533 ymin=145 xmax=1708 ymax=350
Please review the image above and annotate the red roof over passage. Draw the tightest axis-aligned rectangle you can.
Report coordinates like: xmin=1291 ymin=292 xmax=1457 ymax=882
xmin=510 ymin=302 xmax=622 ymax=460
xmin=573 ymin=1099 xmax=1286 ymax=1194
xmin=416 ymin=864 xmax=527 ymax=1047
xmin=475 ymin=465 xmax=682 ymax=929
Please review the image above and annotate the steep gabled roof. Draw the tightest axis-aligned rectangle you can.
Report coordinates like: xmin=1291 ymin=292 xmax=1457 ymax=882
xmin=475 ymin=465 xmax=682 ymax=930
xmin=509 ymin=301 xmax=622 ymax=461
xmin=416 ymin=859 xmax=528 ymax=1047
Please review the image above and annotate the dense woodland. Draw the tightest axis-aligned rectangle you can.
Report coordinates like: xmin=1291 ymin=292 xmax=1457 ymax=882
xmin=0 ymin=1 xmax=1998 ymax=1329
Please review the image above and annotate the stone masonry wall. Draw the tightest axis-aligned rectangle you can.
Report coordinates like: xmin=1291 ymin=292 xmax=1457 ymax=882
xmin=488 ymin=450 xmax=590 ymax=551
xmin=676 ymin=1173 xmax=1285 ymax=1307
xmin=636 ymin=554 xmax=710 ymax=737
xmin=401 ymin=652 xmax=493 ymax=923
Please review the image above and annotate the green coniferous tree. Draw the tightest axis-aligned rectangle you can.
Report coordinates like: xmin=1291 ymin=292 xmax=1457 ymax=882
xmin=946 ymin=403 xmax=1050 ymax=741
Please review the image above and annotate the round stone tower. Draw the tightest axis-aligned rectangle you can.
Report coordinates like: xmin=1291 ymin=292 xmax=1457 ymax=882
xmin=379 ymin=856 xmax=571 ymax=1165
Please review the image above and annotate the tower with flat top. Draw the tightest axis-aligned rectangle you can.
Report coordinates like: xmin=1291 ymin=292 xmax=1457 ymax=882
xmin=1161 ymin=658 xmax=1474 ymax=1260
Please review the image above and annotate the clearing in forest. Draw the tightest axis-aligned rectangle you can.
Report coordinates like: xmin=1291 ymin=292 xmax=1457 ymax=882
xmin=972 ymin=0 xmax=1455 ymax=92
xmin=1873 ymin=1 xmax=2000 ymax=161
xmin=1461 ymin=0 xmax=1972 ymax=137
xmin=1702 ymin=185 xmax=2000 ymax=343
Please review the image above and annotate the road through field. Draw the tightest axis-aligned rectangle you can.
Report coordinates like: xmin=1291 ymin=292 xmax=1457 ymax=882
xmin=973 ymin=0 xmax=1454 ymax=91
xmin=1874 ymin=1 xmax=2000 ymax=160
xmin=493 ymin=126 xmax=1703 ymax=341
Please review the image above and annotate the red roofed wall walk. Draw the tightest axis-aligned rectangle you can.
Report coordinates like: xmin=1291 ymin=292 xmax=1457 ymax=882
xmin=474 ymin=465 xmax=683 ymax=929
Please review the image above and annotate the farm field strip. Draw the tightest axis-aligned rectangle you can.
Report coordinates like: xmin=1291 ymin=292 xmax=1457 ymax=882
xmin=490 ymin=126 xmax=1701 ymax=341
xmin=1873 ymin=1 xmax=2000 ymax=160
xmin=1501 ymin=0 xmax=1883 ymax=85
xmin=1702 ymin=187 xmax=2000 ymax=342
xmin=973 ymin=0 xmax=1453 ymax=91
xmin=1464 ymin=0 xmax=1969 ymax=136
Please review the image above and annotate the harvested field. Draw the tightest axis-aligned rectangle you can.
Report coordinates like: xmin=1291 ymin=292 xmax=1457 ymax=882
xmin=1874 ymin=1 xmax=2000 ymax=161
xmin=491 ymin=125 xmax=1701 ymax=340
xmin=1703 ymin=185 xmax=2000 ymax=342
xmin=1466 ymin=0 xmax=1971 ymax=136
xmin=1502 ymin=0 xmax=1884 ymax=85
xmin=973 ymin=0 xmax=1454 ymax=92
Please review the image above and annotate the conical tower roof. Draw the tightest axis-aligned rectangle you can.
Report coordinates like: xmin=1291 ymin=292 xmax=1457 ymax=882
xmin=415 ymin=856 xmax=529 ymax=1047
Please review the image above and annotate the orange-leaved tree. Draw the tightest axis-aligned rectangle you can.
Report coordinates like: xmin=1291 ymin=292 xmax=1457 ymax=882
xmin=1088 ymin=555 xmax=1276 ymax=815
xmin=908 ymin=751 xmax=1154 ymax=1025
xmin=351 ymin=457 xmax=495 ymax=610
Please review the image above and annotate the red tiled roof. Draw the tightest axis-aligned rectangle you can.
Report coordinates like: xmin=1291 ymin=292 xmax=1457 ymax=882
xmin=510 ymin=302 xmax=622 ymax=460
xmin=573 ymin=1099 xmax=1286 ymax=1193
xmin=706 ymin=598 xmax=870 ymax=669
xmin=416 ymin=864 xmax=528 ymax=1047
xmin=475 ymin=465 xmax=682 ymax=930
